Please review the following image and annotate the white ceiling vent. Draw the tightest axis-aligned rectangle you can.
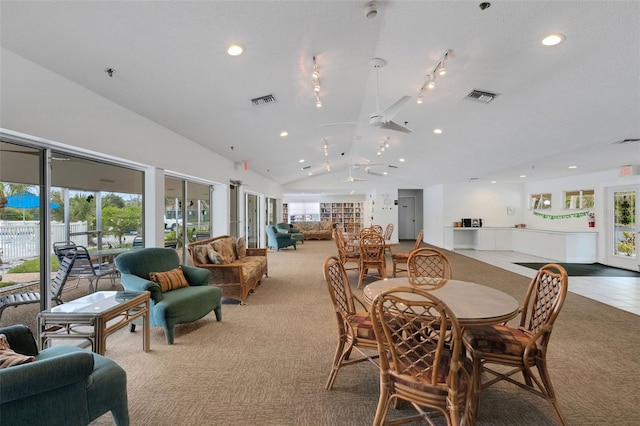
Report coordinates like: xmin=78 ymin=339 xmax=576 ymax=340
xmin=251 ymin=93 xmax=278 ymax=106
xmin=465 ymin=89 xmax=499 ymax=104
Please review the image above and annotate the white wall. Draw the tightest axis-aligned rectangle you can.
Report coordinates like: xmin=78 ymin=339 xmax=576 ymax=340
xmin=423 ymin=185 xmax=445 ymax=247
xmin=1 ymin=48 xmax=283 ymax=242
xmin=523 ymin=169 xmax=639 ymax=231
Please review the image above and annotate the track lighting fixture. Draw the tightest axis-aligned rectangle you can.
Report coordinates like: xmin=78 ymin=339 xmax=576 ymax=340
xmin=312 ymin=55 xmax=322 ymax=107
xmin=417 ymin=50 xmax=452 ymax=104
xmin=427 ymin=75 xmax=435 ymax=89
xmin=323 ymin=138 xmax=329 ymax=156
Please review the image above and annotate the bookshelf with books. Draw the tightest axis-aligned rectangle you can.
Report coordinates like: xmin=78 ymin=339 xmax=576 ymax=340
xmin=320 ymin=202 xmax=363 ymax=233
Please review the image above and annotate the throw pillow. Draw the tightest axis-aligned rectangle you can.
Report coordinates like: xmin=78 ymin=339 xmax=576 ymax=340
xmin=194 ymin=246 xmax=210 ymax=264
xmin=149 ymin=267 xmax=190 ymax=292
xmin=236 ymin=237 xmax=247 ymax=258
xmin=207 ymin=246 xmax=222 ymax=264
xmin=212 ymin=238 xmax=236 ymax=264
xmin=0 ymin=334 xmax=35 ymax=369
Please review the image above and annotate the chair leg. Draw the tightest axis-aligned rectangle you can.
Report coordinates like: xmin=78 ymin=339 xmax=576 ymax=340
xmin=536 ymin=361 xmax=567 ymax=426
xmin=326 ymin=336 xmax=350 ymax=390
xmin=373 ymin=381 xmax=392 ymax=426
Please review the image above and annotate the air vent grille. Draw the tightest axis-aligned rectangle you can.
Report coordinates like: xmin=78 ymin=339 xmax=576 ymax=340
xmin=251 ymin=93 xmax=278 ymax=106
xmin=465 ymin=89 xmax=499 ymax=104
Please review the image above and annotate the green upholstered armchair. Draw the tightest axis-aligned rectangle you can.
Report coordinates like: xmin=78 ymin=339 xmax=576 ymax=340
xmin=0 ymin=324 xmax=129 ymax=426
xmin=115 ymin=248 xmax=222 ymax=344
xmin=266 ymin=225 xmax=297 ymax=251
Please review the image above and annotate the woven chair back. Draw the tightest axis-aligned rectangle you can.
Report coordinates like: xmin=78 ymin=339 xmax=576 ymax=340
xmin=407 ymin=248 xmax=452 ymax=288
xmin=323 ymin=256 xmax=357 ymax=319
xmin=521 ymin=263 xmax=568 ymax=337
xmin=383 ymin=223 xmax=394 ymax=241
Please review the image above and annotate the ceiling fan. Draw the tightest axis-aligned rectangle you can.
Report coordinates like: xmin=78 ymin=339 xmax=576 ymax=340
xmin=341 ymin=166 xmax=368 ymax=183
xmin=368 ymin=58 xmax=412 ymax=133
xmin=320 ymin=58 xmax=412 ymax=133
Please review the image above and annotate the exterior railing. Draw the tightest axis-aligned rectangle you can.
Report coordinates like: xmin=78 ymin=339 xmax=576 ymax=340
xmin=0 ymin=221 xmax=88 ymax=262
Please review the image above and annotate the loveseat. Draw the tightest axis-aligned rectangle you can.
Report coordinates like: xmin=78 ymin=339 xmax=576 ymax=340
xmin=187 ymin=235 xmax=268 ymax=305
xmin=0 ymin=324 xmax=129 ymax=426
xmin=292 ymin=221 xmax=333 ymax=240
xmin=115 ymin=248 xmax=222 ymax=344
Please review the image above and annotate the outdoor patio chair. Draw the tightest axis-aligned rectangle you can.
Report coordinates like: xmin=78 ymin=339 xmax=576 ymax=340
xmin=462 ymin=263 xmax=569 ymax=425
xmin=0 ymin=250 xmax=76 ymax=321
xmin=54 ymin=244 xmax=117 ymax=293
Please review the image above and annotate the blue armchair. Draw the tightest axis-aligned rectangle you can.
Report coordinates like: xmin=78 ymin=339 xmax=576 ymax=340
xmin=266 ymin=225 xmax=297 ymax=251
xmin=115 ymin=248 xmax=222 ymax=344
xmin=0 ymin=324 xmax=129 ymax=426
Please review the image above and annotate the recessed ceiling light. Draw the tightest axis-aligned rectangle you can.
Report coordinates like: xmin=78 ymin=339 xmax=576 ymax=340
xmin=433 ymin=128 xmax=443 ymax=134
xmin=383 ymin=172 xmax=388 ymax=175
xmin=399 ymin=158 xmax=405 ymax=162
xmin=542 ymin=34 xmax=565 ymax=46
xmin=520 ymin=175 xmax=527 ymax=178
xmin=280 ymin=131 xmax=288 ymax=137
xmin=568 ymin=165 xmax=577 ymax=169
xmin=491 ymin=180 xmax=497 ymax=184
xmin=227 ymin=44 xmax=244 ymax=56
xmin=299 ymin=159 xmax=305 ymax=163
xmin=308 ymin=172 xmax=313 ymax=176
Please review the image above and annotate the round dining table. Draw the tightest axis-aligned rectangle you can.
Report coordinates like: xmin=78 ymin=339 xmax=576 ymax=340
xmin=362 ymin=277 xmax=520 ymax=326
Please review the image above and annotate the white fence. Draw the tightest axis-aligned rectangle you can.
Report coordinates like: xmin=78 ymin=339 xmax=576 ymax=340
xmin=0 ymin=221 xmax=88 ymax=262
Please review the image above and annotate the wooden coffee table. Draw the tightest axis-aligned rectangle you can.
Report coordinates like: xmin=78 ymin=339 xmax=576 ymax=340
xmin=37 ymin=290 xmax=150 ymax=355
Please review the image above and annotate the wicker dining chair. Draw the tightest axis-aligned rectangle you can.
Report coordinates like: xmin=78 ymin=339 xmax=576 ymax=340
xmin=383 ymin=223 xmax=394 ymax=255
xmin=462 ymin=263 xmax=569 ymax=425
xmin=333 ymin=227 xmax=359 ymax=274
xmin=370 ymin=286 xmax=471 ymax=426
xmin=407 ymin=247 xmax=452 ymax=288
xmin=323 ymin=256 xmax=379 ymax=390
xmin=357 ymin=232 xmax=387 ymax=288
xmin=372 ymin=224 xmax=384 ymax=235
xmin=391 ymin=229 xmax=424 ymax=277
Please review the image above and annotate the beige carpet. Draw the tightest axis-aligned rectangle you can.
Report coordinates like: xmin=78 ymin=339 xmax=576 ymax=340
xmin=4 ymin=240 xmax=639 ymax=425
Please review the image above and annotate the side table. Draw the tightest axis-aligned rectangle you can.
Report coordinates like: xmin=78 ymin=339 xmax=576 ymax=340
xmin=37 ymin=290 xmax=150 ymax=355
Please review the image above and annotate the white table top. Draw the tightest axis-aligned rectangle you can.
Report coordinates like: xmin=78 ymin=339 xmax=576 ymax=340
xmin=363 ymin=277 xmax=520 ymax=326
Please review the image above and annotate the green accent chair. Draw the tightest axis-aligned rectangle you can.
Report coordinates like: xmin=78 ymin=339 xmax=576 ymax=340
xmin=266 ymin=225 xmax=297 ymax=251
xmin=0 ymin=324 xmax=129 ymax=426
xmin=276 ymin=222 xmax=304 ymax=244
xmin=115 ymin=248 xmax=222 ymax=344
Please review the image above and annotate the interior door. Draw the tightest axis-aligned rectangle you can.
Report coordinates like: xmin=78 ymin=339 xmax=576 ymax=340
xmin=398 ymin=196 xmax=416 ymax=240
xmin=606 ymin=185 xmax=639 ymax=271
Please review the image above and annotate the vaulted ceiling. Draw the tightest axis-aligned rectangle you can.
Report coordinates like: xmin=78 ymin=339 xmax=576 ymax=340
xmin=1 ymin=1 xmax=639 ymax=195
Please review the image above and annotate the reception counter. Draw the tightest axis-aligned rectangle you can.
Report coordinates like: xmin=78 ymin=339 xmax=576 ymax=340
xmin=443 ymin=227 xmax=597 ymax=263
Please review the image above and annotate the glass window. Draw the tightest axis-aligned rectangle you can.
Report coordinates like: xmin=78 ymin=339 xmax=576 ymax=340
xmin=530 ymin=193 xmax=552 ymax=210
xmin=564 ymin=190 xmax=594 ymax=210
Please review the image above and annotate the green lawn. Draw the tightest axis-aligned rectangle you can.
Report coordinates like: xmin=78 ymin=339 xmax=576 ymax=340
xmin=7 ymin=257 xmax=59 ymax=273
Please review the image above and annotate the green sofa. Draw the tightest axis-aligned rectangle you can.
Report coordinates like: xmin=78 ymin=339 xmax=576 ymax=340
xmin=0 ymin=324 xmax=129 ymax=426
xmin=115 ymin=248 xmax=222 ymax=344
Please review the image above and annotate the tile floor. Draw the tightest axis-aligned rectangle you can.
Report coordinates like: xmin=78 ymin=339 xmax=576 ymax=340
xmin=454 ymin=249 xmax=640 ymax=316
